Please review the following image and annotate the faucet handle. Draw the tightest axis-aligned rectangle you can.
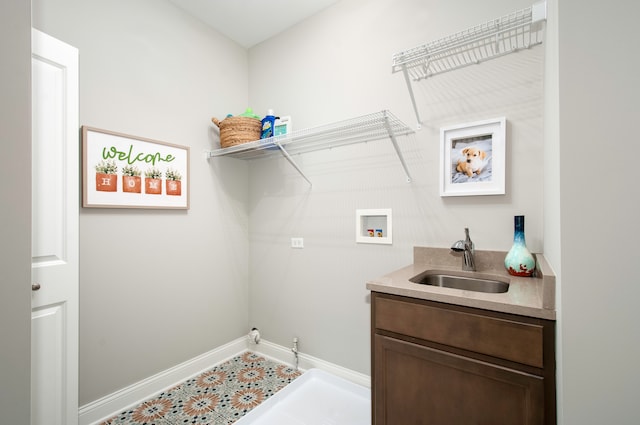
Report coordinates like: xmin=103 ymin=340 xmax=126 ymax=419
xmin=464 ymin=228 xmax=474 ymax=250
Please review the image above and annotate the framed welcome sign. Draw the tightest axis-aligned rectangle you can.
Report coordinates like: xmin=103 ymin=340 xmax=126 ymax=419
xmin=82 ymin=126 xmax=190 ymax=209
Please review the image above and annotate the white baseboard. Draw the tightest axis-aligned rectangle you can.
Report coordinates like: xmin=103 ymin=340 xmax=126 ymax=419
xmin=249 ymin=339 xmax=371 ymax=389
xmin=78 ymin=337 xmax=247 ymax=425
xmin=79 ymin=337 xmax=370 ymax=425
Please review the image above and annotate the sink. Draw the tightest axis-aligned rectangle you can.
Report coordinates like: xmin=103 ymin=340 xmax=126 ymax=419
xmin=409 ymin=271 xmax=509 ymax=293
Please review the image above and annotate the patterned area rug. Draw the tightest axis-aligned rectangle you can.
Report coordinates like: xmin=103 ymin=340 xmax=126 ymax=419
xmin=101 ymin=351 xmax=301 ymax=425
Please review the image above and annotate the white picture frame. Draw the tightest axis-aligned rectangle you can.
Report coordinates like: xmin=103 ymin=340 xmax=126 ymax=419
xmin=440 ymin=117 xmax=506 ymax=197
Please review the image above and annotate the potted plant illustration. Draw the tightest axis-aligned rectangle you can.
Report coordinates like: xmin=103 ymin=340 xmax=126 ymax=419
xmin=144 ymin=167 xmax=162 ymax=195
xmin=121 ymin=165 xmax=142 ymax=193
xmin=165 ymin=168 xmax=182 ymax=196
xmin=95 ymin=160 xmax=118 ymax=192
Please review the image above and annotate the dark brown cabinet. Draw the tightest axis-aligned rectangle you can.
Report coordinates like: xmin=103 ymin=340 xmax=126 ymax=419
xmin=371 ymin=292 xmax=556 ymax=425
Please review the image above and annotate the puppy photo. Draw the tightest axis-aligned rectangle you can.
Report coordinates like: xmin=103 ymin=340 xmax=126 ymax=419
xmin=442 ymin=120 xmax=504 ymax=195
xmin=456 ymin=146 xmax=487 ymax=177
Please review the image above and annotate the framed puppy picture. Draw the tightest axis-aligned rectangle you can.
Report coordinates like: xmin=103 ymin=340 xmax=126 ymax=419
xmin=439 ymin=117 xmax=506 ymax=197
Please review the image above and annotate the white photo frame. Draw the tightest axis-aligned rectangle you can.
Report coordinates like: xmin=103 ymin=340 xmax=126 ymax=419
xmin=440 ymin=117 xmax=506 ymax=197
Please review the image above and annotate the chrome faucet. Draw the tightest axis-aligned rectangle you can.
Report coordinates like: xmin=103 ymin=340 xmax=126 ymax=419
xmin=451 ymin=228 xmax=476 ymax=271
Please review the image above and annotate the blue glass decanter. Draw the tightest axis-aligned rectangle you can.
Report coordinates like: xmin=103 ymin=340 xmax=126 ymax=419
xmin=504 ymin=215 xmax=536 ymax=277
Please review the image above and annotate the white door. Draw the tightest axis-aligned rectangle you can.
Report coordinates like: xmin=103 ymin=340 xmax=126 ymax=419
xmin=31 ymin=29 xmax=79 ymax=425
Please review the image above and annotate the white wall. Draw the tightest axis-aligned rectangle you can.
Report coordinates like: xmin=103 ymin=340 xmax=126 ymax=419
xmin=543 ymin=0 xmax=563 ymax=420
xmin=0 ymin=1 xmax=32 ymax=422
xmin=247 ymin=0 xmax=545 ymax=374
xmin=33 ymin=0 xmax=252 ymax=405
xmin=556 ymin=0 xmax=640 ymax=423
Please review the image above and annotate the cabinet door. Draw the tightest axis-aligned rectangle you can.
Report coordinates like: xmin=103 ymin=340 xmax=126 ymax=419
xmin=374 ymin=334 xmax=545 ymax=425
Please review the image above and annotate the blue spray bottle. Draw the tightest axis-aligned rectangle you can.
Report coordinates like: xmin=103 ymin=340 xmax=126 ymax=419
xmin=261 ymin=109 xmax=277 ymax=139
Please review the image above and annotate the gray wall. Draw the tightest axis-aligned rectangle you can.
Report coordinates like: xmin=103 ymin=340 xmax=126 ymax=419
xmin=247 ymin=0 xmax=544 ymax=374
xmin=0 ymin=0 xmax=32 ymax=423
xmin=555 ymin=0 xmax=640 ymax=423
xmin=33 ymin=0 xmax=251 ymax=405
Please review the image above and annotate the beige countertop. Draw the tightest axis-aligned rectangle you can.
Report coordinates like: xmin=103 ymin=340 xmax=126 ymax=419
xmin=366 ymin=247 xmax=556 ymax=320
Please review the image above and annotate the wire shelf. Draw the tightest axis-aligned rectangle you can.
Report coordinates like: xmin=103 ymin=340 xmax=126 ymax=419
xmin=392 ymin=1 xmax=546 ymax=81
xmin=207 ymin=110 xmax=413 ymax=160
xmin=392 ymin=1 xmax=547 ymax=127
xmin=206 ymin=110 xmax=414 ymax=185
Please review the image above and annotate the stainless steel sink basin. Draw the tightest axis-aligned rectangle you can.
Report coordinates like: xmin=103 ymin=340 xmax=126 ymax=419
xmin=409 ymin=271 xmax=509 ymax=293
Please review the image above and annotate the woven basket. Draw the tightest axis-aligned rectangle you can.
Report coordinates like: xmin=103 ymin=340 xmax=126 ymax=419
xmin=212 ymin=116 xmax=262 ymax=148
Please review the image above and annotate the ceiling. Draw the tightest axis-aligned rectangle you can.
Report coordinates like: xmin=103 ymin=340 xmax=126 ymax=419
xmin=168 ymin=0 xmax=341 ymax=48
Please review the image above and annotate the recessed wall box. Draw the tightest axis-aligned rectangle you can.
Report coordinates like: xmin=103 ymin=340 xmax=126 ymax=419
xmin=356 ymin=209 xmax=392 ymax=244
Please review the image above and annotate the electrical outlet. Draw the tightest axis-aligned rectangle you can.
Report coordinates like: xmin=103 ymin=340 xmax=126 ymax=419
xmin=291 ymin=237 xmax=304 ymax=249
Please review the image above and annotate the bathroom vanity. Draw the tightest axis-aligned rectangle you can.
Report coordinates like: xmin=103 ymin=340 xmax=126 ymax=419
xmin=367 ymin=247 xmax=556 ymax=425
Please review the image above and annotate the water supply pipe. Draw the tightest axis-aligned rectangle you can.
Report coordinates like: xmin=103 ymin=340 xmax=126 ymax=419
xmin=291 ymin=337 xmax=299 ymax=370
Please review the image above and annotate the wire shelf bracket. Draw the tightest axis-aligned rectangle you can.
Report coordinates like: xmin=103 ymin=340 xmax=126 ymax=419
xmin=206 ymin=110 xmax=414 ymax=186
xmin=392 ymin=1 xmax=547 ymax=128
xmin=273 ymin=140 xmax=312 ymax=186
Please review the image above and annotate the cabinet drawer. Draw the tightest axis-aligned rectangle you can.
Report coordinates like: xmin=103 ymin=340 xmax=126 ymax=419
xmin=373 ymin=294 xmax=544 ymax=368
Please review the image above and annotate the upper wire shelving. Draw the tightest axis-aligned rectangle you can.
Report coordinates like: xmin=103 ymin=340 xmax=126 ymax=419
xmin=392 ymin=1 xmax=547 ymax=127
xmin=206 ymin=110 xmax=415 ymax=186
